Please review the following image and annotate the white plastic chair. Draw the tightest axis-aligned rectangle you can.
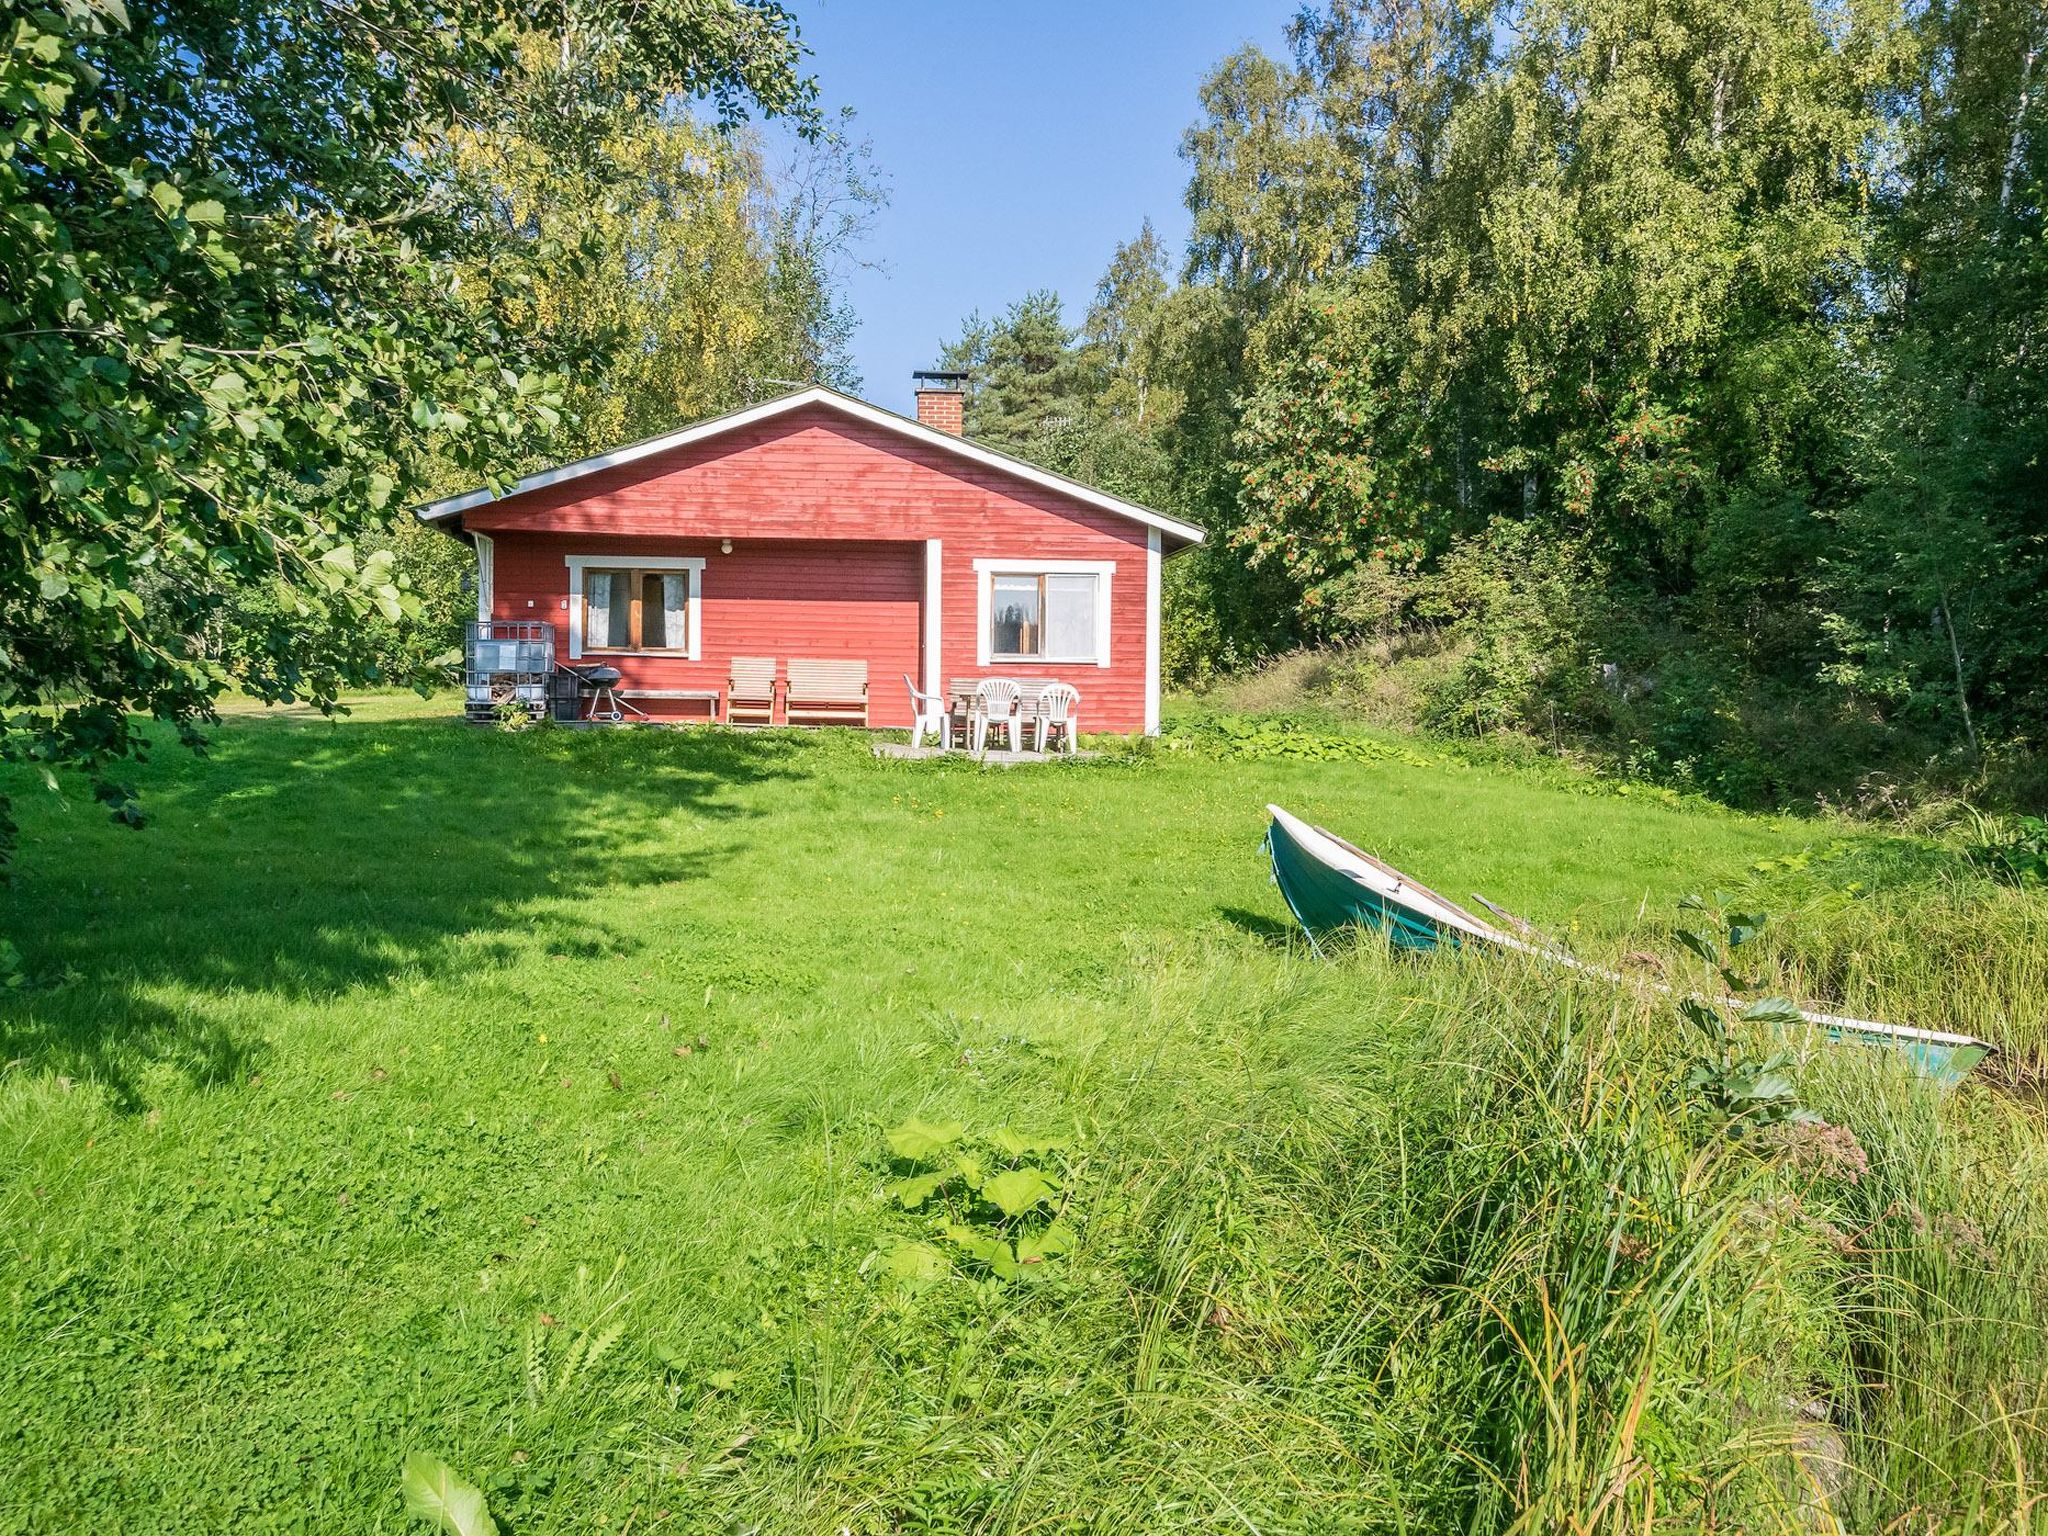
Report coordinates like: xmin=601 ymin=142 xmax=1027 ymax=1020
xmin=971 ymin=679 xmax=1023 ymax=754
xmin=1035 ymin=683 xmax=1080 ymax=754
xmin=904 ymin=674 xmax=950 ymax=750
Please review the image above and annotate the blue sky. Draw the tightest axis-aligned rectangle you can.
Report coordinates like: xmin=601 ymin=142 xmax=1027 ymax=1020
xmin=788 ymin=1 xmax=1299 ymax=412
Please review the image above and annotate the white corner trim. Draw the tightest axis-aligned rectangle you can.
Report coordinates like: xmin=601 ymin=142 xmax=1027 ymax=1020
xmin=923 ymin=539 xmax=943 ymax=699
xmin=563 ymin=554 xmax=705 ymax=661
xmin=416 ymin=385 xmax=1206 ymax=546
xmin=473 ymin=533 xmax=495 ymax=624
xmin=971 ymin=558 xmax=1114 ymax=668
xmin=1145 ymin=527 xmax=1162 ymax=735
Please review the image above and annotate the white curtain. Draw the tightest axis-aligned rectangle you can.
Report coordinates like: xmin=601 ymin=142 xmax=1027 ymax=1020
xmin=585 ymin=571 xmax=613 ymax=648
xmin=663 ymin=574 xmax=688 ymax=652
xmin=1045 ymin=574 xmax=1097 ymax=660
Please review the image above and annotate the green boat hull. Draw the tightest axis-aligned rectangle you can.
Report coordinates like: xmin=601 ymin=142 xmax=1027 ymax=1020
xmin=1264 ymin=815 xmax=1456 ymax=952
xmin=1264 ymin=807 xmax=1993 ymax=1086
xmin=1818 ymin=1025 xmax=1990 ymax=1087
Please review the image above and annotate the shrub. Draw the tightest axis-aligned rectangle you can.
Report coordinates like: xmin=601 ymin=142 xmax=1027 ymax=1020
xmin=1410 ymin=519 xmax=1606 ymax=738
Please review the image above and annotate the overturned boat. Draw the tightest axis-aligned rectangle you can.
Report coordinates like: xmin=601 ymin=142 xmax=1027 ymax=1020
xmin=1263 ymin=803 xmax=1993 ymax=1085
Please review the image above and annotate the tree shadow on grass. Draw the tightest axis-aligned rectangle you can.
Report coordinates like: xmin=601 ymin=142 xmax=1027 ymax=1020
xmin=0 ymin=717 xmax=812 ymax=1109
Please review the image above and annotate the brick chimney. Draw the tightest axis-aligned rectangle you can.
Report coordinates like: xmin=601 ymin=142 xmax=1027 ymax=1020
xmin=913 ymin=369 xmax=967 ymax=435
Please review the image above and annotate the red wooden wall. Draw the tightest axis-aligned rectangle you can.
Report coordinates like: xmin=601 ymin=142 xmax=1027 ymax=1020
xmin=465 ymin=403 xmax=1155 ymax=732
xmin=489 ymin=534 xmax=923 ymax=725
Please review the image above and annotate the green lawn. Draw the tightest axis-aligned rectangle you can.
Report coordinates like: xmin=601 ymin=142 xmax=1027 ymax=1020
xmin=2 ymin=697 xmax=2040 ymax=1532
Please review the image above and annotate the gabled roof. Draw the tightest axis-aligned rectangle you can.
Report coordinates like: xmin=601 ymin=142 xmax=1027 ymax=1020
xmin=415 ymin=384 xmax=1206 ymax=548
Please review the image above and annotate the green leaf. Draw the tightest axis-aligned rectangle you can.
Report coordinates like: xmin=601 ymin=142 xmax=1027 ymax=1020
xmin=872 ymin=1240 xmax=950 ymax=1284
xmin=1674 ymin=928 xmax=1719 ymax=965
xmin=1740 ymin=997 xmax=1806 ymax=1026
xmin=885 ymin=1173 xmax=946 ymax=1209
xmin=885 ymin=1116 xmax=964 ymax=1161
xmin=942 ymin=1224 xmax=1020 ymax=1279
xmin=1678 ymin=997 xmax=1722 ymax=1035
xmin=1725 ymin=911 xmax=1766 ymax=947
xmin=185 ymin=198 xmax=225 ymax=226
xmin=980 ymin=1166 xmax=1059 ymax=1217
xmin=400 ymin=1452 xmax=498 ymax=1536
xmin=1014 ymin=1219 xmax=1076 ymax=1263
xmin=1734 ymin=1069 xmax=1797 ymax=1101
xmin=148 ymin=181 xmax=183 ymax=217
xmin=367 ymin=471 xmax=395 ymax=510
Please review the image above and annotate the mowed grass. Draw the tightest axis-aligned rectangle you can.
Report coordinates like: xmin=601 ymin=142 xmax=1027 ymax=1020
xmin=1 ymin=695 xmax=2042 ymax=1533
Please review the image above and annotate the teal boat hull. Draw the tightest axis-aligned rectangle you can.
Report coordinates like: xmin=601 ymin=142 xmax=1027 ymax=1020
xmin=1817 ymin=1023 xmax=1991 ymax=1087
xmin=1265 ymin=812 xmax=1460 ymax=951
xmin=1264 ymin=805 xmax=1994 ymax=1085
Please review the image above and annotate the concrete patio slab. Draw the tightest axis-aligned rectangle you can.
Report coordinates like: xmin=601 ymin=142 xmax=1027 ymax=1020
xmin=872 ymin=742 xmax=1098 ymax=766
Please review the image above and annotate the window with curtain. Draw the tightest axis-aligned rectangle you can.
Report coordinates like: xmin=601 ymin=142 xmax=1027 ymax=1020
xmin=582 ymin=567 xmax=690 ymax=652
xmin=988 ymin=571 xmax=1099 ymax=661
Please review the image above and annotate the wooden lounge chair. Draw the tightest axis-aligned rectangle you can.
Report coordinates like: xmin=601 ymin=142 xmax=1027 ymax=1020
xmin=786 ymin=659 xmax=868 ymax=727
xmin=728 ymin=656 xmax=777 ymax=726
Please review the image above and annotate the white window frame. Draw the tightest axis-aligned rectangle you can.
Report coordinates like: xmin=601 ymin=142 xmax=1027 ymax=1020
xmin=564 ymin=554 xmax=704 ymax=660
xmin=972 ymin=558 xmax=1114 ymax=668
xmin=473 ymin=533 xmax=495 ymax=623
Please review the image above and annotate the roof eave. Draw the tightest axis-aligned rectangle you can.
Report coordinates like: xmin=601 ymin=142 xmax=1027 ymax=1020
xmin=413 ymin=386 xmax=1207 ymax=547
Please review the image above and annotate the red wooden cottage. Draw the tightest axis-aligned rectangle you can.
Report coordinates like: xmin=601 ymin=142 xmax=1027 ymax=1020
xmin=418 ymin=378 xmax=1205 ymax=735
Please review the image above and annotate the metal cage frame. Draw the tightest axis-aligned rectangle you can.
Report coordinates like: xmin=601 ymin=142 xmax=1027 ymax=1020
xmin=463 ymin=620 xmax=554 ymax=724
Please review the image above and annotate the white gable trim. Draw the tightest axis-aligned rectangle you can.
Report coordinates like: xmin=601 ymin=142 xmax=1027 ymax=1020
xmin=417 ymin=386 xmax=1205 ymax=547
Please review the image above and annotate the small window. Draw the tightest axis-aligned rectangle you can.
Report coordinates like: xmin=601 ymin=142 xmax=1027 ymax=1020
xmin=987 ymin=570 xmax=1101 ymax=662
xmin=583 ymin=567 xmax=691 ymax=653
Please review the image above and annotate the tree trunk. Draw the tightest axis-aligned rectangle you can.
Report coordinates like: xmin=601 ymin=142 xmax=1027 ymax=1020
xmin=1939 ymin=587 xmax=1981 ymax=764
xmin=2000 ymin=35 xmax=2039 ymax=215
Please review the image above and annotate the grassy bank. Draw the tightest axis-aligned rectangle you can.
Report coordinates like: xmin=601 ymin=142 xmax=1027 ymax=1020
xmin=1188 ymin=641 xmax=2048 ymax=817
xmin=1 ymin=696 xmax=2042 ymax=1531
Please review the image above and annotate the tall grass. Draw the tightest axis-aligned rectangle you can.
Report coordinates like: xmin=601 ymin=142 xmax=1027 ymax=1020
xmin=634 ymin=945 xmax=2046 ymax=1532
xmin=1040 ymin=948 xmax=2048 ymax=1533
xmin=1 ymin=699 xmax=2041 ymax=1531
xmin=1742 ymin=845 xmax=2048 ymax=1079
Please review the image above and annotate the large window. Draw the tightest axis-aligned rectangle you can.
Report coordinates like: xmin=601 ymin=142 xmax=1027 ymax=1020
xmin=975 ymin=560 xmax=1113 ymax=666
xmin=566 ymin=556 xmax=703 ymax=659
